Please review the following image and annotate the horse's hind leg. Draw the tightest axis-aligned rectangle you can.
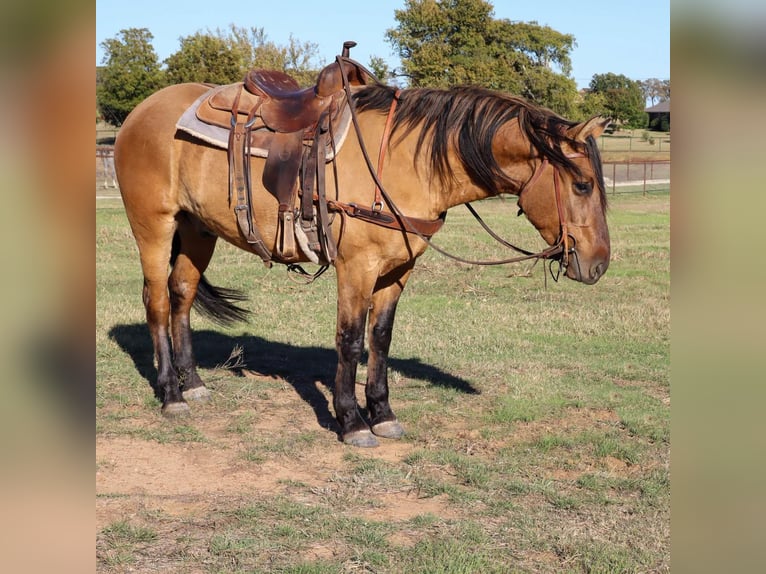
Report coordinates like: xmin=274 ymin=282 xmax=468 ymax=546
xmin=133 ymin=215 xmax=189 ymax=415
xmin=169 ymin=215 xmax=217 ymax=402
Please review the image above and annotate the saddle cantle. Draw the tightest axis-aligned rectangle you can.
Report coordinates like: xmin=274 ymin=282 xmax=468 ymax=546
xmin=185 ymin=41 xmax=375 ymax=266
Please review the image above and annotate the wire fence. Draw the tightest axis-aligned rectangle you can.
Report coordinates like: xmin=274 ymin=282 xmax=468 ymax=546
xmin=602 ymin=159 xmax=670 ymax=195
xmin=97 ymin=146 xmax=669 ymax=196
xmin=96 ymin=146 xmax=117 ymax=192
xmin=598 ymin=132 xmax=671 ymax=154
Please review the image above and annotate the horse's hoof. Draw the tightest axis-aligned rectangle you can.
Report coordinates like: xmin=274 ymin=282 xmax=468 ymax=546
xmin=182 ymin=386 xmax=211 ymax=402
xmin=371 ymin=420 xmax=405 ymax=439
xmin=162 ymin=402 xmax=191 ymax=417
xmin=343 ymin=429 xmax=379 ymax=448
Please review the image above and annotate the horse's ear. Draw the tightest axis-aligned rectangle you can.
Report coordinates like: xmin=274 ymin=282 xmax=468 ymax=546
xmin=567 ymin=116 xmax=611 ymax=142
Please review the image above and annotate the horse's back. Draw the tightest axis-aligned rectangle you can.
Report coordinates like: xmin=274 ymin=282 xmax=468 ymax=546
xmin=119 ymin=83 xmax=210 ymax=132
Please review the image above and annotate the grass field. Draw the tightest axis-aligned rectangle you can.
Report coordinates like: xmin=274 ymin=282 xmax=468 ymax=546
xmin=96 ymin=192 xmax=670 ymax=573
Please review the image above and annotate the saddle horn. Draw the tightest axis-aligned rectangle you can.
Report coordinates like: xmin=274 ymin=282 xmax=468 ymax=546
xmin=342 ymin=41 xmax=357 ymax=58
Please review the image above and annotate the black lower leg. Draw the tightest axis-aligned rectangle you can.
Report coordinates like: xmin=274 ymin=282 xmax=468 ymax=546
xmin=145 ymin=280 xmax=184 ymax=408
xmin=334 ymin=318 xmax=369 ymax=437
xmin=170 ymin=313 xmax=204 ymax=391
xmin=366 ymin=303 xmax=397 ymax=426
xmin=154 ymin=330 xmax=183 ymax=405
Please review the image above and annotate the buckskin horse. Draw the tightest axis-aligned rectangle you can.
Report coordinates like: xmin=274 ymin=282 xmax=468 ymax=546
xmin=114 ymin=43 xmax=610 ymax=447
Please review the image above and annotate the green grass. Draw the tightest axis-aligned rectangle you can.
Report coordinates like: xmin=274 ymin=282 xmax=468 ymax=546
xmin=98 ymin=520 xmax=158 ymax=568
xmin=96 ymin=192 xmax=669 ymax=573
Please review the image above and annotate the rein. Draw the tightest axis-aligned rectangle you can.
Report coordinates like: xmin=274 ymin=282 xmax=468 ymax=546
xmin=335 ymin=56 xmax=576 ymax=272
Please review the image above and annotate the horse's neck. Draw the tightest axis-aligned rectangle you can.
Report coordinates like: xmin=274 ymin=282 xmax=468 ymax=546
xmin=442 ymin=180 xmax=494 ymax=210
xmin=366 ymin=113 xmax=519 ymax=217
xmin=385 ymin=140 xmax=489 ymax=216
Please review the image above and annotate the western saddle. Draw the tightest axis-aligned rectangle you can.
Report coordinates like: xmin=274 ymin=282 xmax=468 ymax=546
xmin=195 ymin=41 xmax=374 ymax=266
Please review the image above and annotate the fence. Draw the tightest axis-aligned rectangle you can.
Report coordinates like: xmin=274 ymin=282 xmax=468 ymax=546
xmin=97 ymin=147 xmax=669 ymax=196
xmin=96 ymin=129 xmax=118 ymax=145
xmin=602 ymin=159 xmax=670 ymax=195
xmin=598 ymin=132 xmax=671 ymax=154
xmin=96 ymin=146 xmax=117 ymax=191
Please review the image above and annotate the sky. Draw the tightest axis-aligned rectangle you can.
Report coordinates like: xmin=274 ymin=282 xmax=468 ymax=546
xmin=96 ymin=0 xmax=669 ymax=90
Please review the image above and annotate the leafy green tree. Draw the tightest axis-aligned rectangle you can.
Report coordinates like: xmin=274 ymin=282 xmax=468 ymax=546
xmin=589 ymin=73 xmax=647 ymax=128
xmin=575 ymin=90 xmax=610 ymax=122
xmin=164 ymin=32 xmax=244 ymax=84
xmin=218 ymin=25 xmax=322 ymax=86
xmin=368 ymin=55 xmax=392 ymax=84
xmin=97 ymin=28 xmax=165 ymax=126
xmin=385 ymin=0 xmax=579 ymax=114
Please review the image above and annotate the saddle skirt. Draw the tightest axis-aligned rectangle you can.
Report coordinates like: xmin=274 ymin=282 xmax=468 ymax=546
xmin=175 ymin=82 xmax=354 ymax=161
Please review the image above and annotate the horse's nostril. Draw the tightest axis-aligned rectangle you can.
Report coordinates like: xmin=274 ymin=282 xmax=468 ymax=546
xmin=592 ymin=262 xmax=604 ymax=280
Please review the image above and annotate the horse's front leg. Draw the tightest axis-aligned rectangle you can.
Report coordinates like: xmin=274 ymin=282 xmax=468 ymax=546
xmin=334 ymin=263 xmax=378 ymax=447
xmin=366 ymin=262 xmax=415 ymax=440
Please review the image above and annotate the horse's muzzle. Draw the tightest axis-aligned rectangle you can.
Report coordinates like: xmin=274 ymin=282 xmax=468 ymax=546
xmin=566 ymin=251 xmax=609 ymax=285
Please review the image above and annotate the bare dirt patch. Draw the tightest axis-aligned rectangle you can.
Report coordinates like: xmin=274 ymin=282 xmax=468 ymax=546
xmin=97 ymin=379 xmax=434 ymax=538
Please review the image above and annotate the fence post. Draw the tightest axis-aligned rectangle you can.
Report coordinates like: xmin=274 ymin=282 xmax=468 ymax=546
xmin=643 ymin=162 xmax=647 ymax=196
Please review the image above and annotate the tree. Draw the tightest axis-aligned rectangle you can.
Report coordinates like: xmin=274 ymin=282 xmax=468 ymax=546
xmin=589 ymin=73 xmax=647 ymax=129
xmin=385 ymin=0 xmax=579 ymax=115
xmin=576 ymin=90 xmax=609 ymax=122
xmin=163 ymin=26 xmax=324 ymax=87
xmin=368 ymin=56 xmax=393 ymax=84
xmin=219 ymin=25 xmax=323 ymax=86
xmin=640 ymin=78 xmax=670 ymax=105
xmin=97 ymin=28 xmax=165 ymax=126
xmin=164 ymin=32 xmax=245 ymax=85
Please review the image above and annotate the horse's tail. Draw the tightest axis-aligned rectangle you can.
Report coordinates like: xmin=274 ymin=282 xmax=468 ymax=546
xmin=171 ymin=233 xmax=250 ymax=327
xmin=193 ymin=276 xmax=250 ymax=326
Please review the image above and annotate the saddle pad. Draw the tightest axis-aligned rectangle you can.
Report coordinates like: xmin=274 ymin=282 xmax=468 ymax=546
xmin=175 ymin=87 xmax=353 ymax=161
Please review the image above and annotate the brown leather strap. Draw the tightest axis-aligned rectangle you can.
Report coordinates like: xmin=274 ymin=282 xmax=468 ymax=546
xmin=372 ymin=90 xmax=400 ymax=210
xmin=228 ymin=91 xmax=271 ymax=263
xmin=314 ymin=114 xmax=337 ymax=262
xmin=553 ymin=167 xmax=570 ymax=267
xmin=301 ymin=144 xmax=316 ymax=223
xmin=329 ymin=201 xmax=445 ymax=237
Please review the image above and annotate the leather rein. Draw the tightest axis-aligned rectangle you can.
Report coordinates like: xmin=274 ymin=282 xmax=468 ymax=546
xmin=333 ymin=56 xmax=580 ymax=276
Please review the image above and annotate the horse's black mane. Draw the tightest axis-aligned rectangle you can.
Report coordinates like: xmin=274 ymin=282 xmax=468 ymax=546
xmin=353 ymin=84 xmax=606 ymax=208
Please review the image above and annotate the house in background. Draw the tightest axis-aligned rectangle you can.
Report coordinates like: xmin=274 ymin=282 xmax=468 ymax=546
xmin=646 ymin=100 xmax=670 ymax=131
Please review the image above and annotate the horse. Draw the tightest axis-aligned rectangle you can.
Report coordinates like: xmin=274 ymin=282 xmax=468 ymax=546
xmin=114 ymin=57 xmax=610 ymax=448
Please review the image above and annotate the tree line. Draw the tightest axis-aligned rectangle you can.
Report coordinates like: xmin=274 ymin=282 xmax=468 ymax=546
xmin=97 ymin=0 xmax=669 ymax=130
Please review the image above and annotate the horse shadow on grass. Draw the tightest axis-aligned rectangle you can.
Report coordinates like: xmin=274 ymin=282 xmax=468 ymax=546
xmin=108 ymin=323 xmax=479 ymax=435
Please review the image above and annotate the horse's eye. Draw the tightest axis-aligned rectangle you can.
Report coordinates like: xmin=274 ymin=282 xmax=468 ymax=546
xmin=573 ymin=181 xmax=592 ymax=196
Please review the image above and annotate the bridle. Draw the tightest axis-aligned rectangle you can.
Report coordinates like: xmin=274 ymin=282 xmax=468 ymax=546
xmin=335 ymin=55 xmax=583 ymax=278
xmin=513 ymin=153 xmax=587 ymax=276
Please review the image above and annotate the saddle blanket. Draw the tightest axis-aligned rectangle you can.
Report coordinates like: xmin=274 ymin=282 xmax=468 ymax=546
xmin=175 ymin=86 xmax=353 ymax=161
